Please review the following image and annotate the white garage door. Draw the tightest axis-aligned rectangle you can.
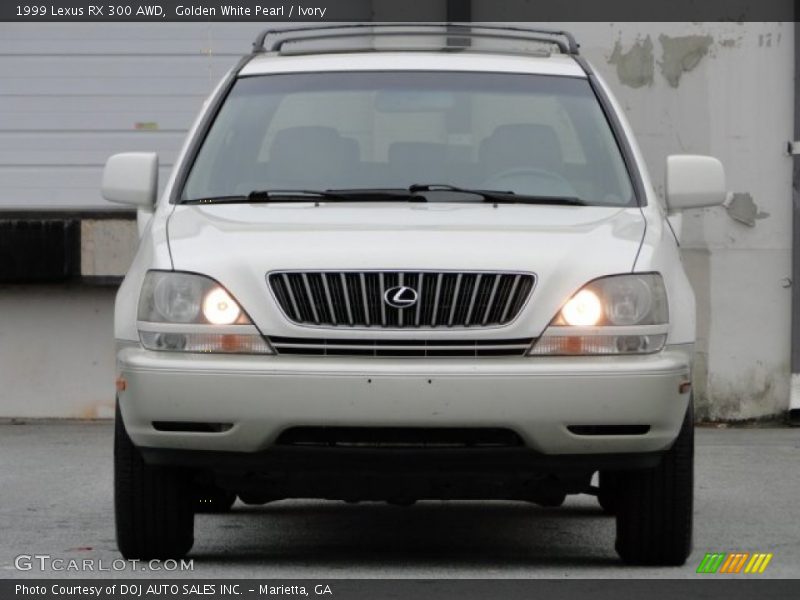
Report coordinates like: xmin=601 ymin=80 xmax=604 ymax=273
xmin=0 ymin=23 xmax=271 ymax=211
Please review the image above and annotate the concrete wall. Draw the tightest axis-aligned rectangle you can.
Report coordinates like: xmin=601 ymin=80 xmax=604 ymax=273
xmin=0 ymin=22 xmax=793 ymax=419
xmin=572 ymin=23 xmax=793 ymax=420
xmin=0 ymin=285 xmax=117 ymax=418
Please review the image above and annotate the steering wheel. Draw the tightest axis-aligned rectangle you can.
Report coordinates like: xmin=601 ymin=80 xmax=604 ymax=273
xmin=481 ymin=167 xmax=576 ymax=196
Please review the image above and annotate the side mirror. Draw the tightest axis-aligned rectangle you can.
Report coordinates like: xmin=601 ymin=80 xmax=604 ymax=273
xmin=101 ymin=152 xmax=158 ymax=209
xmin=665 ymin=155 xmax=726 ymax=210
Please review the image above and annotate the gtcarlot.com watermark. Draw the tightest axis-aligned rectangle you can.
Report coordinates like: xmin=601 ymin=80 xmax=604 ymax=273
xmin=14 ymin=554 xmax=194 ymax=572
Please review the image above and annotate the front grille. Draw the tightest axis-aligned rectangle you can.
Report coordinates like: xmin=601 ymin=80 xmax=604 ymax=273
xmin=268 ymin=336 xmax=533 ymax=357
xmin=268 ymin=271 xmax=535 ymax=328
xmin=276 ymin=427 xmax=524 ymax=448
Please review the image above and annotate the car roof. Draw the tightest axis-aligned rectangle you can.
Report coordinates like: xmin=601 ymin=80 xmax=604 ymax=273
xmin=239 ymin=52 xmax=586 ymax=79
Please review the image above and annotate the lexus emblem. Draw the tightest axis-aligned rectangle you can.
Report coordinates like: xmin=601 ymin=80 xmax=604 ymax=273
xmin=384 ymin=285 xmax=418 ymax=309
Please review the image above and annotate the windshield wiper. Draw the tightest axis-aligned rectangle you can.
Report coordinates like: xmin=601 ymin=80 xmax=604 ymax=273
xmin=182 ymin=186 xmax=585 ymax=206
xmin=182 ymin=189 xmax=425 ymax=205
xmin=408 ymin=183 xmax=586 ymax=206
xmin=183 ymin=190 xmax=350 ymax=204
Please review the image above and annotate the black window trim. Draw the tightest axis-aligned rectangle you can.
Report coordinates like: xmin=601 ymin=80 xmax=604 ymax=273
xmin=573 ymin=56 xmax=647 ymax=207
xmin=169 ymin=55 xmax=252 ymax=205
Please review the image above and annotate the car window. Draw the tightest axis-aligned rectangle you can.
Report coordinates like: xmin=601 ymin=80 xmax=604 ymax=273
xmin=182 ymin=71 xmax=635 ymax=206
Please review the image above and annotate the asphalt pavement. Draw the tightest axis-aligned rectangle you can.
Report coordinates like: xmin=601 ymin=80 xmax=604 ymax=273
xmin=1 ymin=420 xmax=798 ymax=579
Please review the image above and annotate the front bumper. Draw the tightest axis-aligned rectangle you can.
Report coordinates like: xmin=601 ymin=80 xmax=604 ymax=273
xmin=117 ymin=343 xmax=692 ymax=457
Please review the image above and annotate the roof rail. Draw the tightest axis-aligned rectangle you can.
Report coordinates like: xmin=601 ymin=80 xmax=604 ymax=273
xmin=251 ymin=23 xmax=580 ymax=56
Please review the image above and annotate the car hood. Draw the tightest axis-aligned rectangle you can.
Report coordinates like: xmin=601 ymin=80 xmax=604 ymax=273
xmin=166 ymin=202 xmax=645 ymax=337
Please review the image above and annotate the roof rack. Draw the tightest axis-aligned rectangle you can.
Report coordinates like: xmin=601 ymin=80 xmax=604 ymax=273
xmin=251 ymin=23 xmax=580 ymax=57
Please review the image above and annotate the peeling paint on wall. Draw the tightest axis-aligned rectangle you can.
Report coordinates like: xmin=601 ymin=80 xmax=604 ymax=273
xmin=658 ymin=34 xmax=713 ymax=88
xmin=725 ymin=193 xmax=770 ymax=227
xmin=719 ymin=38 xmax=741 ymax=48
xmin=607 ymin=35 xmax=654 ymax=88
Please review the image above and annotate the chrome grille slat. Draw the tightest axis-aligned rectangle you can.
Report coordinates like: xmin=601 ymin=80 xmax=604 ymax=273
xmin=281 ymin=273 xmax=301 ymax=321
xmin=359 ymin=273 xmax=370 ymax=326
xmin=482 ymin=274 xmax=502 ymax=325
xmin=500 ymin=274 xmax=522 ymax=323
xmin=509 ymin=274 xmax=535 ymax=319
xmin=398 ymin=273 xmax=405 ymax=327
xmin=379 ymin=272 xmax=387 ymax=327
xmin=268 ymin=271 xmax=534 ymax=329
xmin=300 ymin=273 xmax=319 ymax=324
xmin=464 ymin=273 xmax=482 ymax=326
xmin=340 ymin=273 xmax=354 ymax=325
xmin=431 ymin=273 xmax=443 ymax=327
xmin=448 ymin=273 xmax=463 ymax=327
xmin=415 ymin=272 xmax=423 ymax=327
xmin=274 ymin=343 xmax=532 ymax=351
xmin=321 ymin=273 xmax=337 ymax=325
xmin=269 ymin=336 xmax=535 ymax=358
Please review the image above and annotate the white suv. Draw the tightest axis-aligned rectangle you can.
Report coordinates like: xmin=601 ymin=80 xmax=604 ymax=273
xmin=104 ymin=25 xmax=725 ymax=565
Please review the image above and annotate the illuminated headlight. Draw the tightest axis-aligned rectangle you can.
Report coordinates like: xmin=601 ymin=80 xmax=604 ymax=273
xmin=137 ymin=271 xmax=273 ymax=354
xmin=560 ymin=289 xmax=603 ymax=327
xmin=202 ymin=287 xmax=241 ymax=325
xmin=529 ymin=273 xmax=668 ymax=356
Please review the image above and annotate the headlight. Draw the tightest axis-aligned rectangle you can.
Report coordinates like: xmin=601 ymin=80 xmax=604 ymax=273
xmin=202 ymin=287 xmax=241 ymax=325
xmin=139 ymin=271 xmax=248 ymax=325
xmin=599 ymin=275 xmax=659 ymax=326
xmin=560 ymin=289 xmax=603 ymax=326
xmin=151 ymin=273 xmax=203 ymax=323
xmin=137 ymin=271 xmax=273 ymax=354
xmin=529 ymin=273 xmax=668 ymax=356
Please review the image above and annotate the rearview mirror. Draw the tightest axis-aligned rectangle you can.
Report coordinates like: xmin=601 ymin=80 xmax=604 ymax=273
xmin=101 ymin=152 xmax=158 ymax=209
xmin=375 ymin=91 xmax=456 ymax=112
xmin=665 ymin=155 xmax=726 ymax=210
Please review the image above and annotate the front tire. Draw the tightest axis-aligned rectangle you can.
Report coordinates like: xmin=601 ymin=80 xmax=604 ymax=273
xmin=114 ymin=403 xmax=194 ymax=559
xmin=615 ymin=401 xmax=694 ymax=565
xmin=597 ymin=471 xmax=622 ymax=515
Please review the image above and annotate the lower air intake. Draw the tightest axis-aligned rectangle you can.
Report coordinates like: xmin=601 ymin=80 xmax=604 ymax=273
xmin=567 ymin=425 xmax=650 ymax=436
xmin=152 ymin=421 xmax=233 ymax=433
xmin=276 ymin=427 xmax=525 ymax=448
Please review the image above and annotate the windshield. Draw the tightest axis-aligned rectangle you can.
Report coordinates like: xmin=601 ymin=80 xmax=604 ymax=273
xmin=181 ymin=71 xmax=635 ymax=206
